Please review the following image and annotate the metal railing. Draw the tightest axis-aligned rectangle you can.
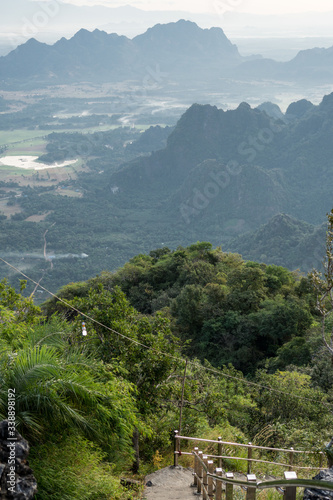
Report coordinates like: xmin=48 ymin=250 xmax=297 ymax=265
xmin=192 ymin=451 xmax=333 ymax=500
xmin=172 ymin=431 xmax=330 ymax=500
xmin=173 ymin=431 xmax=326 ymax=472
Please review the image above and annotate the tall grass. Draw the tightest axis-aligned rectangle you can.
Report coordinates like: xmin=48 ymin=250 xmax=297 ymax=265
xmin=29 ymin=434 xmax=142 ymax=500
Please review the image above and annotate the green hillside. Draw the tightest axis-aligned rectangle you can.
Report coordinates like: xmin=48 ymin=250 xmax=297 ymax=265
xmin=227 ymin=214 xmax=326 ymax=272
xmin=2 ymin=237 xmax=333 ymax=497
xmin=44 ymin=241 xmax=317 ymax=375
xmin=1 ymin=94 xmax=333 ymax=293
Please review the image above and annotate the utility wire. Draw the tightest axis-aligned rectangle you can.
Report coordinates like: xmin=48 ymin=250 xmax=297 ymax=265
xmin=0 ymin=257 xmax=181 ymax=360
xmin=1 ymin=256 xmax=333 ymax=411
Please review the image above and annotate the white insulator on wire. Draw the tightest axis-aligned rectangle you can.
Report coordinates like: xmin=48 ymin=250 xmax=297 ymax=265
xmin=82 ymin=321 xmax=87 ymax=336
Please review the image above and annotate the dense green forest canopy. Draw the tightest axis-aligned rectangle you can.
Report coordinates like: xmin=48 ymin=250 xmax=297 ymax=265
xmin=2 ymin=238 xmax=333 ymax=498
xmin=45 ymin=242 xmax=316 ymax=374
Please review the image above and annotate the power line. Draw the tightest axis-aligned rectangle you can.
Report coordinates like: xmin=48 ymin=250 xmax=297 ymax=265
xmin=1 ymin=256 xmax=332 ymax=411
xmin=0 ymin=257 xmax=181 ymax=360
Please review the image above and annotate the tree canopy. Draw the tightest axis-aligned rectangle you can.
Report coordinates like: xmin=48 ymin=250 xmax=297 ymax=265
xmin=2 ymin=239 xmax=333 ymax=498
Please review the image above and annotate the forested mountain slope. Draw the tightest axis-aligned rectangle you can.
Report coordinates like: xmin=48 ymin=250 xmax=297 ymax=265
xmin=2 ymin=240 xmax=333 ymax=497
xmin=227 ymin=214 xmax=326 ymax=271
xmin=1 ymin=94 xmax=332 ymax=293
xmin=44 ymin=242 xmax=317 ymax=374
xmin=109 ymin=93 xmax=333 ymax=236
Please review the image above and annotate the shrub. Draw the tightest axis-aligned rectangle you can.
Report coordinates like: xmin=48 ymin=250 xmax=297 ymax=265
xmin=30 ymin=434 xmax=139 ymax=500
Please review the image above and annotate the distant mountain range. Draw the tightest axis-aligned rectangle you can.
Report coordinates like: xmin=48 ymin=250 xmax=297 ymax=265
xmin=236 ymin=45 xmax=333 ymax=82
xmin=0 ymin=21 xmax=241 ymax=86
xmin=1 ymin=21 xmax=333 ymax=88
xmin=3 ymin=1 xmax=333 ymax=43
xmin=105 ymin=91 xmax=333 ymax=272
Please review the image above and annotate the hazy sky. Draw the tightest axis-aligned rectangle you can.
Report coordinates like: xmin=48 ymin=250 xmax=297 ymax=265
xmin=61 ymin=0 xmax=333 ymax=14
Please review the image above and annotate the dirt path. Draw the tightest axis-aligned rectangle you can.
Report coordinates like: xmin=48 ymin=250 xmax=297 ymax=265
xmin=142 ymin=466 xmax=196 ymax=500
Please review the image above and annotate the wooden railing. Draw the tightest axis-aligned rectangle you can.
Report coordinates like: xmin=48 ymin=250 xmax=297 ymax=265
xmin=173 ymin=431 xmax=326 ymax=471
xmin=193 ymin=452 xmax=333 ymax=500
xmin=173 ymin=431 xmax=331 ymax=500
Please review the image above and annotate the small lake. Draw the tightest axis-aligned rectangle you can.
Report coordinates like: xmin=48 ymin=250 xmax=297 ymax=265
xmin=0 ymin=156 xmax=77 ymax=170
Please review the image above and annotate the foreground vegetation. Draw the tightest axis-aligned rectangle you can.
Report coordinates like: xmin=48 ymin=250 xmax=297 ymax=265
xmin=1 ymin=222 xmax=333 ymax=497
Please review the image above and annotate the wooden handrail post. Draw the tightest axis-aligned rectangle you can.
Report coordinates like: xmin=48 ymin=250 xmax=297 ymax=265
xmin=215 ymin=468 xmax=223 ymax=500
xmin=179 ymin=359 xmax=188 ymax=435
xmin=327 ymin=452 xmax=333 ymax=469
xmin=247 ymin=443 xmax=253 ymax=474
xmin=208 ymin=460 xmax=214 ymax=500
xmin=203 ymin=455 xmax=208 ymax=500
xmin=174 ymin=430 xmax=179 ymax=467
xmin=246 ymin=474 xmax=257 ymax=500
xmin=288 ymin=448 xmax=294 ymax=471
xmin=226 ymin=472 xmax=234 ymax=500
xmin=193 ymin=447 xmax=199 ymax=486
xmin=218 ymin=436 xmax=223 ymax=469
xmin=198 ymin=451 xmax=203 ymax=495
xmin=283 ymin=471 xmax=297 ymax=500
